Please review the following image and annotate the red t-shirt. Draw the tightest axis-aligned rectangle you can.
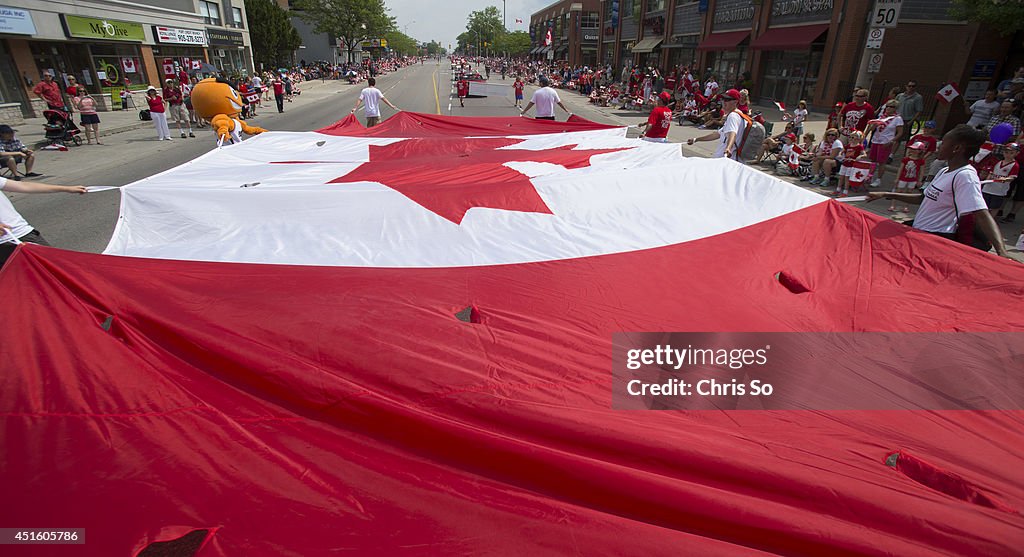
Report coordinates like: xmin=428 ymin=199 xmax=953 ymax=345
xmin=909 ymin=133 xmax=938 ymax=155
xmin=457 ymin=81 xmax=469 ymax=97
xmin=843 ymin=144 xmax=864 ymax=162
xmin=645 ymin=106 xmax=672 ymax=139
xmin=897 ymin=157 xmax=926 ymax=182
xmin=273 ymin=81 xmax=284 ymax=95
xmin=513 ymin=81 xmax=523 ymax=94
xmin=163 ymin=86 xmax=182 ymax=105
xmin=146 ymin=94 xmax=165 ymax=113
xmin=840 ymin=102 xmax=875 ymax=131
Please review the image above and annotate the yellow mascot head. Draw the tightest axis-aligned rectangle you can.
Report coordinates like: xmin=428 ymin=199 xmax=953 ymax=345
xmin=190 ymin=77 xmax=244 ymax=120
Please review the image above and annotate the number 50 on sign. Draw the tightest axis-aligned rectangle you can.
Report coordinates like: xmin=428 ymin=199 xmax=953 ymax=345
xmin=872 ymin=0 xmax=902 ymax=28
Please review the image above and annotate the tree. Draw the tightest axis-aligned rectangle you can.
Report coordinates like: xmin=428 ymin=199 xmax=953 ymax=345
xmin=246 ymin=0 xmax=303 ymax=69
xmin=950 ymin=0 xmax=1024 ymax=35
xmin=383 ymin=31 xmax=417 ymax=56
xmin=425 ymin=40 xmax=443 ymax=56
xmin=460 ymin=6 xmax=505 ymax=55
xmin=493 ymin=31 xmax=530 ymax=56
xmin=291 ymin=0 xmax=395 ymax=63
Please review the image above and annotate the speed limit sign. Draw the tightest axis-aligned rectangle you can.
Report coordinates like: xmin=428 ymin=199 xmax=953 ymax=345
xmin=872 ymin=0 xmax=902 ymax=28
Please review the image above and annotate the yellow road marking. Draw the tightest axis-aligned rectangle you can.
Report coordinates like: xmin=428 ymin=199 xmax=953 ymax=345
xmin=432 ymin=69 xmax=441 ymax=114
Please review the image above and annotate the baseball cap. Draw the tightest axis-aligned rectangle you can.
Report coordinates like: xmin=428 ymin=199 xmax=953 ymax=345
xmin=720 ymin=88 xmax=741 ymax=101
xmin=1006 ymin=142 xmax=1021 ymax=150
xmin=658 ymin=91 xmax=671 ymax=103
xmin=0 ymin=124 xmax=14 ymax=134
xmin=784 ymin=133 xmax=797 ymax=141
xmin=146 ymin=85 xmax=157 ymax=92
xmin=924 ymin=120 xmax=937 ymax=128
xmin=908 ymin=141 xmax=927 ymax=150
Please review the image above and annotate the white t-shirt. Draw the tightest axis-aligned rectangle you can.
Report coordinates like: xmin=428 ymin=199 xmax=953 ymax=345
xmin=251 ymin=76 xmax=263 ymax=89
xmin=359 ymin=87 xmax=385 ymax=117
xmin=530 ymin=87 xmax=561 ymax=117
xmin=913 ymin=165 xmax=986 ymax=234
xmin=0 ymin=177 xmax=32 ymax=242
xmin=704 ymin=80 xmax=718 ymax=98
xmin=983 ymin=159 xmax=1019 ymax=196
xmin=967 ymin=99 xmax=1000 ymax=128
xmin=714 ymin=111 xmax=746 ymax=160
xmin=817 ymin=139 xmax=843 ymax=157
xmin=793 ymin=108 xmax=808 ymax=125
xmin=870 ymin=115 xmax=904 ymax=144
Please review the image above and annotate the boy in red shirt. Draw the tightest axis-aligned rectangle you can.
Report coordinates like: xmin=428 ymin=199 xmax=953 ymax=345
xmin=456 ymin=79 xmax=469 ymax=107
xmin=513 ymin=78 xmax=524 ymax=108
xmin=639 ymin=92 xmax=672 ymax=142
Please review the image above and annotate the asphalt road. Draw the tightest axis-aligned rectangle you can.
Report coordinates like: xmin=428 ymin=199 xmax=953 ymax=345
xmin=11 ymin=62 xmax=471 ymax=254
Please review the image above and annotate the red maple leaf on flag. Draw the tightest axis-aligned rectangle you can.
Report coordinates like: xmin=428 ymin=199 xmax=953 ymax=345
xmin=322 ymin=138 xmax=631 ymax=224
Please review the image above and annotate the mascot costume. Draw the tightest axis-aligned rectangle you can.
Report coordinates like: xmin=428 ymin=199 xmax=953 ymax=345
xmin=190 ymin=77 xmax=267 ymax=144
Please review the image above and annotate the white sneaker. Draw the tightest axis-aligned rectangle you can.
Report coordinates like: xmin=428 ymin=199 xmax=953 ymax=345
xmin=870 ymin=178 xmax=880 ymax=188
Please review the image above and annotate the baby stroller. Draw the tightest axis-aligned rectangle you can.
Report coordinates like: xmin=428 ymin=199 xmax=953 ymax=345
xmin=42 ymin=109 xmax=82 ymax=147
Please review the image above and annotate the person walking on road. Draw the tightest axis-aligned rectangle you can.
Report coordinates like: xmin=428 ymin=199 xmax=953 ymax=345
xmin=164 ymin=79 xmax=193 ymax=138
xmin=0 ymin=176 xmax=87 ymax=267
xmin=513 ymin=77 xmax=524 ymax=108
xmin=520 ymin=76 xmax=570 ymax=120
xmin=273 ymin=77 xmax=286 ymax=113
xmin=351 ymin=77 xmax=399 ymax=127
xmin=685 ymin=88 xmax=746 ymax=160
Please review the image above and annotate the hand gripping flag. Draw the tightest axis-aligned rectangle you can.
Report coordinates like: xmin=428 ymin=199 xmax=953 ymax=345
xmin=936 ymin=82 xmax=960 ymax=104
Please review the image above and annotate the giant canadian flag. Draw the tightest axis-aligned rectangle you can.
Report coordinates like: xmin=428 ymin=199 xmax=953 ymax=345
xmin=2 ymin=112 xmax=1023 ymax=556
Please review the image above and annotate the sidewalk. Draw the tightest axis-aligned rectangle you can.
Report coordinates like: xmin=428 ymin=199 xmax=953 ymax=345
xmin=8 ymin=77 xmax=347 ymax=147
xmin=523 ymin=80 xmax=1023 ymax=261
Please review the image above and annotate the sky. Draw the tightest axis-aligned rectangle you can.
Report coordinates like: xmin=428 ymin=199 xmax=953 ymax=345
xmin=384 ymin=0 xmax=553 ymax=51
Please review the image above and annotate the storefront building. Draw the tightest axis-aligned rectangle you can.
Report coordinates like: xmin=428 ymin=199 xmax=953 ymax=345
xmin=530 ymin=0 xmax=601 ymax=67
xmin=597 ymin=0 xmax=1015 ymax=131
xmin=207 ymin=28 xmax=247 ymax=74
xmin=0 ymin=1 xmax=254 ymax=120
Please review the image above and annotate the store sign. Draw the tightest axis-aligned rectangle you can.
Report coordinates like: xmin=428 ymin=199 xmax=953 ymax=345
xmin=207 ymin=28 xmax=244 ymax=47
xmin=713 ymin=2 xmax=754 ymax=26
xmin=582 ymin=32 xmax=599 ymax=43
xmin=771 ymin=0 xmax=833 ymax=17
xmin=62 ymin=15 xmax=145 ymax=42
xmin=0 ymin=5 xmax=36 ymax=35
xmin=360 ymin=38 xmax=388 ymax=48
xmin=154 ymin=26 xmax=207 ymax=46
xmin=865 ymin=27 xmax=885 ymax=49
xmin=971 ymin=59 xmax=997 ymax=78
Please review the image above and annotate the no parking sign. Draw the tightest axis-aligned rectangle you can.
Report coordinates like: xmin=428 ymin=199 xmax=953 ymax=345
xmin=867 ymin=53 xmax=883 ymax=73
xmin=866 ymin=28 xmax=885 ymax=49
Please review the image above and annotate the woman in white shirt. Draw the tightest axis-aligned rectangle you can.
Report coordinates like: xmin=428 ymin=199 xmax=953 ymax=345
xmin=864 ymin=100 xmax=904 ymax=187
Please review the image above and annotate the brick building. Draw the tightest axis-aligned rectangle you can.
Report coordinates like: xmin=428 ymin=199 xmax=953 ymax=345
xmin=529 ymin=0 xmax=602 ymax=68
xmin=595 ymin=0 xmax=1017 ymax=130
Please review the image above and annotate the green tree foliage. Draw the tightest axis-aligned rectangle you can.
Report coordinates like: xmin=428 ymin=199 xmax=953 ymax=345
xmin=291 ymin=0 xmax=396 ymax=62
xmin=950 ymin=0 xmax=1024 ymax=35
xmin=383 ymin=31 xmax=418 ymax=56
xmin=493 ymin=31 xmax=530 ymax=56
xmin=246 ymin=0 xmax=303 ymax=68
xmin=425 ymin=40 xmax=443 ymax=56
xmin=459 ymin=6 xmax=505 ymax=54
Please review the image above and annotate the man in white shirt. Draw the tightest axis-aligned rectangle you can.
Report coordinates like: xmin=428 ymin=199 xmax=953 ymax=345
xmin=520 ymin=76 xmax=570 ymax=120
xmin=0 ymin=176 xmax=87 ymax=267
xmin=867 ymin=125 xmax=1010 ymax=257
xmin=685 ymin=88 xmax=746 ymax=161
xmin=703 ymin=76 xmax=718 ymax=99
xmin=351 ymin=77 xmax=400 ymax=127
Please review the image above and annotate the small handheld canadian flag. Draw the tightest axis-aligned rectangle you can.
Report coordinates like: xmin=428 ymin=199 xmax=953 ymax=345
xmin=515 ymin=18 xmax=523 ymax=24
xmin=935 ymin=83 xmax=960 ymax=104
xmin=774 ymin=101 xmax=786 ymax=112
xmin=847 ymin=160 xmax=875 ymax=189
xmin=545 ymin=28 xmax=552 ymax=46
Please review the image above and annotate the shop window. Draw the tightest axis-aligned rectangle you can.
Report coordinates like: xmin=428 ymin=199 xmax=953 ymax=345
xmin=200 ymin=1 xmax=221 ymax=26
xmin=232 ymin=7 xmax=244 ymax=28
xmin=647 ymin=0 xmax=665 ymax=12
xmin=582 ymin=12 xmax=600 ymax=28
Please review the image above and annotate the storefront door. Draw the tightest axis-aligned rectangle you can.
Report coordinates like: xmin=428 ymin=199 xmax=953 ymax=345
xmin=759 ymin=49 xmax=823 ymax=107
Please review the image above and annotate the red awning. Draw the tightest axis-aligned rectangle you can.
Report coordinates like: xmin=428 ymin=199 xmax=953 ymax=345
xmin=696 ymin=30 xmax=750 ymax=51
xmin=750 ymin=24 xmax=830 ymax=50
